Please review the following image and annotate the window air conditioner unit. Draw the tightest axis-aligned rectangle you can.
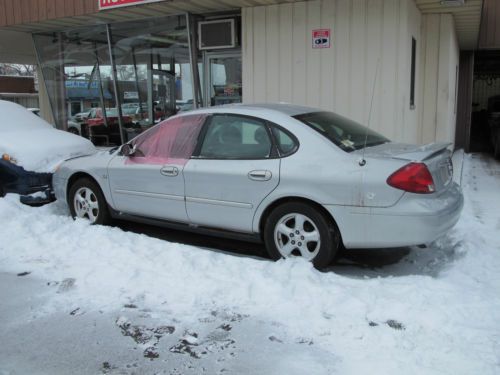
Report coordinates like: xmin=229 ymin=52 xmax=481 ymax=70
xmin=198 ymin=19 xmax=236 ymax=50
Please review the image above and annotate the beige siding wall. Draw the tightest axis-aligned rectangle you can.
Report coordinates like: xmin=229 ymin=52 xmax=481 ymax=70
xmin=419 ymin=13 xmax=459 ymax=144
xmin=242 ymin=0 xmax=459 ymax=145
xmin=242 ymin=0 xmax=421 ymax=143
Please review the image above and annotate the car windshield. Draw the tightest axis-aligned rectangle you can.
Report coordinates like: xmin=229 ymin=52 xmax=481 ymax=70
xmin=294 ymin=111 xmax=389 ymax=152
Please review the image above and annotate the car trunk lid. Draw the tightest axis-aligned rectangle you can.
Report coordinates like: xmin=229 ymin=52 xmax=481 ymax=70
xmin=357 ymin=142 xmax=454 ymax=192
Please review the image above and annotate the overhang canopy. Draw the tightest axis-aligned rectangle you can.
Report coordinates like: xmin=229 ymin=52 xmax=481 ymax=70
xmin=415 ymin=0 xmax=483 ymax=50
xmin=0 ymin=0 xmax=297 ymax=33
xmin=0 ymin=0 xmax=485 ymax=50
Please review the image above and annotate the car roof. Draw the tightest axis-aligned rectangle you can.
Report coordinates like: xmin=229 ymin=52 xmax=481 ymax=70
xmin=180 ymin=103 xmax=320 ymax=117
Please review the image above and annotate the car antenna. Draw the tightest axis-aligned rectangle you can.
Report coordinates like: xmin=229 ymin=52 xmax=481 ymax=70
xmin=359 ymin=58 xmax=380 ymax=167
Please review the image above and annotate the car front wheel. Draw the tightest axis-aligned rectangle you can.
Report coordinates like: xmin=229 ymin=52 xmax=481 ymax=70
xmin=264 ymin=202 xmax=340 ymax=269
xmin=68 ymin=178 xmax=110 ymax=225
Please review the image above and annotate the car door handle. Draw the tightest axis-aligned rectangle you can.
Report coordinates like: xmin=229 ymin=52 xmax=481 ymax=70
xmin=160 ymin=166 xmax=179 ymax=177
xmin=248 ymin=170 xmax=272 ymax=181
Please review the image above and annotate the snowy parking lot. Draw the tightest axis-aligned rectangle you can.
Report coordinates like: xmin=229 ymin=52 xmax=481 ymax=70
xmin=0 ymin=153 xmax=499 ymax=375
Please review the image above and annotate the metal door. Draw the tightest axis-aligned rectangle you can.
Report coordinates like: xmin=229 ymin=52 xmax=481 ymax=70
xmin=183 ymin=159 xmax=280 ymax=232
xmin=107 ymin=155 xmax=188 ymax=222
xmin=204 ymin=52 xmax=242 ymax=107
xmin=149 ymin=69 xmax=176 ymax=123
xmin=183 ymin=113 xmax=279 ymax=233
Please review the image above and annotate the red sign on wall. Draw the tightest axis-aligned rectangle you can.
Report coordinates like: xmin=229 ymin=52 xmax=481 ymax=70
xmin=312 ymin=29 xmax=331 ymax=49
xmin=99 ymin=0 xmax=163 ymax=10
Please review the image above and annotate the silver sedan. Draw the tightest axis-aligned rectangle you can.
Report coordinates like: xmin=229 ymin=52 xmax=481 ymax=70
xmin=53 ymin=104 xmax=463 ymax=268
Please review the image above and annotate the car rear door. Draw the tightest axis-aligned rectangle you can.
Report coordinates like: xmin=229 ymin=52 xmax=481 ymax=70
xmin=107 ymin=114 xmax=207 ymax=222
xmin=183 ymin=114 xmax=280 ymax=233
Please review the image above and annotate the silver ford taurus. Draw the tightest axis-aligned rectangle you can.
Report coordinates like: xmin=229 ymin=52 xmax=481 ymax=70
xmin=53 ymin=104 xmax=463 ymax=268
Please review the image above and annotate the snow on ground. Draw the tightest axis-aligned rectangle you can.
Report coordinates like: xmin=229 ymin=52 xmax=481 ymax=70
xmin=0 ymin=153 xmax=499 ymax=374
xmin=0 ymin=100 xmax=95 ymax=172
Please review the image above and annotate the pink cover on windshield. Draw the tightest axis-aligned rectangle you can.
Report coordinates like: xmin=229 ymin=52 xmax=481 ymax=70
xmin=126 ymin=114 xmax=206 ymax=165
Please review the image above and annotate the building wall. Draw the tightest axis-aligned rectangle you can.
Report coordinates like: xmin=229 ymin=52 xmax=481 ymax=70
xmin=419 ymin=13 xmax=459 ymax=144
xmin=242 ymin=0 xmax=458 ymax=145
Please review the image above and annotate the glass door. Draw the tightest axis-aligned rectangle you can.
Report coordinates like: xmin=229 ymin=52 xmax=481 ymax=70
xmin=204 ymin=52 xmax=242 ymax=107
xmin=148 ymin=69 xmax=176 ymax=124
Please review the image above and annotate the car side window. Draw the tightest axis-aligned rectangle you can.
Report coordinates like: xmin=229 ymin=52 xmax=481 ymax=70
xmin=199 ymin=115 xmax=272 ymax=159
xmin=271 ymin=126 xmax=298 ymax=156
xmin=126 ymin=114 xmax=207 ymax=165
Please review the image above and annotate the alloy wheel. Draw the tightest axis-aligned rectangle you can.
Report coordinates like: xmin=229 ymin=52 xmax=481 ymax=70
xmin=73 ymin=187 xmax=100 ymax=223
xmin=274 ymin=213 xmax=321 ymax=260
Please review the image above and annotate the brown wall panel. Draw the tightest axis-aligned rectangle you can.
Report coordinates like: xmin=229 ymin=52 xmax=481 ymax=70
xmin=4 ymin=0 xmax=14 ymax=26
xmin=0 ymin=1 xmax=7 ymax=26
xmin=0 ymin=0 xmax=100 ymax=26
xmin=38 ymin=0 xmax=47 ymax=22
xmin=74 ymin=0 xmax=85 ymax=16
xmin=47 ymin=0 xmax=56 ymax=19
xmin=56 ymin=0 xmax=65 ymax=18
xmin=65 ymin=0 xmax=76 ymax=17
xmin=20 ymin=0 xmax=30 ymax=23
xmin=85 ymin=0 xmax=96 ymax=14
xmin=29 ymin=0 xmax=39 ymax=22
xmin=13 ymin=0 xmax=22 ymax=24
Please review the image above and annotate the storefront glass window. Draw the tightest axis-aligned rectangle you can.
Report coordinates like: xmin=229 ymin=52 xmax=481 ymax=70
xmin=109 ymin=15 xmax=195 ymax=139
xmin=33 ymin=14 xmax=200 ymax=146
xmin=33 ymin=25 xmax=115 ymax=135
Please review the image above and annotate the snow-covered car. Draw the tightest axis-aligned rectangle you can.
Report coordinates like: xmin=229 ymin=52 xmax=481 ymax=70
xmin=0 ymin=100 xmax=95 ymax=203
xmin=53 ymin=104 xmax=463 ymax=268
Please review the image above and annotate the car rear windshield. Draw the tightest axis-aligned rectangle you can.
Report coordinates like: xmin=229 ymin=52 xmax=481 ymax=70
xmin=294 ymin=111 xmax=389 ymax=152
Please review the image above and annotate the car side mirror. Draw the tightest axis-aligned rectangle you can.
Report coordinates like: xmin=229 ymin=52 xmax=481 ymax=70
xmin=121 ymin=143 xmax=136 ymax=157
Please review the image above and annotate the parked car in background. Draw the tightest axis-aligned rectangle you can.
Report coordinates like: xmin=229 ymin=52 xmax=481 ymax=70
xmin=53 ymin=104 xmax=463 ymax=268
xmin=73 ymin=109 xmax=91 ymax=123
xmin=86 ymin=108 xmax=132 ymax=127
xmin=487 ymin=95 xmax=500 ymax=159
xmin=67 ymin=118 xmax=82 ymax=136
xmin=0 ymin=100 xmax=95 ymax=204
xmin=83 ymin=108 xmax=133 ymax=145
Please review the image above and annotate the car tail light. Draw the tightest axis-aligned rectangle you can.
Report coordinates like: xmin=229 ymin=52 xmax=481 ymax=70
xmin=387 ymin=162 xmax=435 ymax=194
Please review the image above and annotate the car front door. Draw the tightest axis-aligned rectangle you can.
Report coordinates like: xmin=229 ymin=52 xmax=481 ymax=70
xmin=107 ymin=114 xmax=207 ymax=222
xmin=183 ymin=114 xmax=280 ymax=233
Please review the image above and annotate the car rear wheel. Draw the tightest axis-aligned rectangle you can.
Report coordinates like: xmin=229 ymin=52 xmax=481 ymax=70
xmin=264 ymin=202 xmax=340 ymax=269
xmin=68 ymin=178 xmax=110 ymax=225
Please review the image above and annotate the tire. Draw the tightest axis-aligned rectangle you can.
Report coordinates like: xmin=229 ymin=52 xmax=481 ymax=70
xmin=68 ymin=127 xmax=79 ymax=136
xmin=68 ymin=178 xmax=110 ymax=225
xmin=263 ymin=202 xmax=340 ymax=269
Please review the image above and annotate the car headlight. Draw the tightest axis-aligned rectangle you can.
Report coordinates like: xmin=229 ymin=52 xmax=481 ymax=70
xmin=2 ymin=153 xmax=17 ymax=164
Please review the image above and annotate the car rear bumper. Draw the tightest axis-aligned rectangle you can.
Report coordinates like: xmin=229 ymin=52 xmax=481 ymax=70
xmin=325 ymin=182 xmax=464 ymax=249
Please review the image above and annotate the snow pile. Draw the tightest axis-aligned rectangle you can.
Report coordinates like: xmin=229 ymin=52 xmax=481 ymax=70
xmin=0 ymin=100 xmax=95 ymax=172
xmin=1 ymin=154 xmax=500 ymax=374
